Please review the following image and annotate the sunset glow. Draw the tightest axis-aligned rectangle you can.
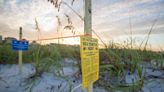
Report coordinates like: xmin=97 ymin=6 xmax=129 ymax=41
xmin=0 ymin=0 xmax=164 ymax=51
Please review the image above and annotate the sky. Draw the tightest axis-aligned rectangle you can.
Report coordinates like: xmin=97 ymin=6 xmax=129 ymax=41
xmin=0 ymin=0 xmax=164 ymax=51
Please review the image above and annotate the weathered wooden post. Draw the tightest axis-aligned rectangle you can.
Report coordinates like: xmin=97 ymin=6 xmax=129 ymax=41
xmin=19 ymin=27 xmax=23 ymax=73
xmin=84 ymin=0 xmax=92 ymax=92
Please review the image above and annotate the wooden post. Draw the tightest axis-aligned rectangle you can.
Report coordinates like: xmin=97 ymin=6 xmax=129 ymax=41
xmin=19 ymin=27 xmax=23 ymax=73
xmin=84 ymin=0 xmax=92 ymax=92
xmin=84 ymin=0 xmax=92 ymax=36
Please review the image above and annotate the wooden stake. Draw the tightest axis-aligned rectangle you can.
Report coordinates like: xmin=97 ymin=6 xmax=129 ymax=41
xmin=19 ymin=27 xmax=23 ymax=73
xmin=84 ymin=0 xmax=93 ymax=92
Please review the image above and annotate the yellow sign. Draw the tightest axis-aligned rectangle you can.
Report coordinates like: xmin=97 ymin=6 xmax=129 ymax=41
xmin=80 ymin=36 xmax=99 ymax=88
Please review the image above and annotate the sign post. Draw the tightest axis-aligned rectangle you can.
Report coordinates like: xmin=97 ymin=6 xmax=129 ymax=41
xmin=83 ymin=0 xmax=96 ymax=92
xmin=19 ymin=27 xmax=23 ymax=73
xmin=12 ymin=27 xmax=29 ymax=73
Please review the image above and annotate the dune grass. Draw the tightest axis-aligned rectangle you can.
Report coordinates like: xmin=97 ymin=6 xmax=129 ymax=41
xmin=0 ymin=37 xmax=163 ymax=92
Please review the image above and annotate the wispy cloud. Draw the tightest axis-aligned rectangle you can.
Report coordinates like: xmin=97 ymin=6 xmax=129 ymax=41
xmin=0 ymin=0 xmax=164 ymax=50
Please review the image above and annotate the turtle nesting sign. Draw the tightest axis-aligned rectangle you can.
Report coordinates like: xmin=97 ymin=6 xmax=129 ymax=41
xmin=80 ymin=36 xmax=99 ymax=88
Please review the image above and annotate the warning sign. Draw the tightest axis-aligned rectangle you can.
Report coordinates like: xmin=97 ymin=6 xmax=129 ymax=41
xmin=80 ymin=36 xmax=99 ymax=88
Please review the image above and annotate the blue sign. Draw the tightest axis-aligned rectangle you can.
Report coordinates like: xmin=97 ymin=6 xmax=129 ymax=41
xmin=12 ymin=40 xmax=29 ymax=51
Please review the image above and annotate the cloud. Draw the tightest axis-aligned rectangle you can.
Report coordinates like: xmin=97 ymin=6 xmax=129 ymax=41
xmin=0 ymin=0 xmax=164 ymax=49
xmin=0 ymin=0 xmax=59 ymax=31
xmin=92 ymin=0 xmax=164 ymax=39
xmin=0 ymin=23 xmax=18 ymax=38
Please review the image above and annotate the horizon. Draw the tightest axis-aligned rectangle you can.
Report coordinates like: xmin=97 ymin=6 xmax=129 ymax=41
xmin=1 ymin=35 xmax=162 ymax=52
